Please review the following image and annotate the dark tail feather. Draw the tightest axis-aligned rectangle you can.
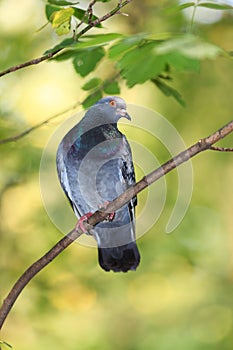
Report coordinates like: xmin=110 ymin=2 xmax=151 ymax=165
xmin=98 ymin=241 xmax=140 ymax=272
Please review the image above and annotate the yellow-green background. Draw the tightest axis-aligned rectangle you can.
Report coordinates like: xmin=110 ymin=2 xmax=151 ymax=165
xmin=0 ymin=1 xmax=233 ymax=349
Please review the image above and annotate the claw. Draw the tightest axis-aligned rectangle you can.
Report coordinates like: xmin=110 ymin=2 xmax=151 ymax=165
xmin=99 ymin=201 xmax=115 ymax=222
xmin=75 ymin=212 xmax=93 ymax=233
xmin=107 ymin=211 xmax=115 ymax=221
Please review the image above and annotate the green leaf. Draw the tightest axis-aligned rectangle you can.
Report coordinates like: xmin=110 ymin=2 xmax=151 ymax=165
xmin=71 ymin=7 xmax=85 ymax=20
xmin=48 ymin=0 xmax=79 ymax=5
xmin=156 ymin=35 xmax=223 ymax=60
xmin=46 ymin=33 xmax=122 ymax=55
xmin=182 ymin=41 xmax=223 ymax=60
xmin=51 ymin=49 xmax=76 ymax=60
xmin=166 ymin=52 xmax=200 ymax=72
xmin=72 ymin=47 xmax=105 ymax=77
xmin=167 ymin=0 xmax=233 ymax=12
xmin=45 ymin=4 xmax=60 ymax=21
xmin=51 ymin=7 xmax=74 ymax=27
xmin=109 ymin=34 xmax=148 ymax=59
xmin=198 ymin=2 xmax=233 ymax=10
xmin=109 ymin=33 xmax=171 ymax=60
xmin=82 ymin=78 xmax=102 ymax=91
xmin=54 ymin=20 xmax=71 ymax=35
xmin=44 ymin=38 xmax=75 ymax=54
xmin=82 ymin=90 xmax=103 ymax=109
xmin=152 ymin=78 xmax=185 ymax=106
xmin=73 ymin=33 xmax=123 ymax=49
xmin=47 ymin=7 xmax=75 ymax=35
xmin=118 ymin=42 xmax=166 ymax=87
xmin=166 ymin=2 xmax=195 ymax=13
xmin=103 ymin=81 xmax=120 ymax=94
xmin=175 ymin=2 xmax=195 ymax=10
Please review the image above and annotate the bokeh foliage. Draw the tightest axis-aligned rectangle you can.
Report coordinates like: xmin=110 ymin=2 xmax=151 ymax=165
xmin=0 ymin=0 xmax=233 ymax=349
xmin=44 ymin=0 xmax=230 ymax=107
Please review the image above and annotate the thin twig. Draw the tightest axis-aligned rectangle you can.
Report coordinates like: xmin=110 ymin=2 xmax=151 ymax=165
xmin=0 ymin=119 xmax=232 ymax=330
xmin=0 ymin=0 xmax=132 ymax=78
xmin=0 ymin=101 xmax=80 ymax=145
xmin=0 ymin=73 xmax=120 ymax=145
xmin=87 ymin=0 xmax=97 ymax=24
xmin=75 ymin=0 xmax=97 ymax=31
xmin=210 ymin=146 xmax=233 ymax=152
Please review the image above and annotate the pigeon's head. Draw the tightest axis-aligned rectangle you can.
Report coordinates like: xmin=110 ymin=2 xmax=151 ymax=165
xmin=95 ymin=96 xmax=131 ymax=122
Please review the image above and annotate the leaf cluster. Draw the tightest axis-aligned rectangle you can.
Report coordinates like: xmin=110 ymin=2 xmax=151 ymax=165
xmin=43 ymin=0 xmax=231 ymax=107
xmin=45 ymin=0 xmax=105 ymax=35
xmin=47 ymin=32 xmax=225 ymax=107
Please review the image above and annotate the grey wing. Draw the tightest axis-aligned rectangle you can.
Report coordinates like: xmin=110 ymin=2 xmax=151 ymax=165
xmin=121 ymin=135 xmax=137 ymax=221
xmin=93 ymin=135 xmax=137 ymax=248
xmin=56 ymin=142 xmax=83 ymax=219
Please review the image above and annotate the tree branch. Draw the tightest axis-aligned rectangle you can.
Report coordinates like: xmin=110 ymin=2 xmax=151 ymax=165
xmin=0 ymin=51 xmax=60 ymax=78
xmin=0 ymin=119 xmax=232 ymax=330
xmin=0 ymin=0 xmax=132 ymax=78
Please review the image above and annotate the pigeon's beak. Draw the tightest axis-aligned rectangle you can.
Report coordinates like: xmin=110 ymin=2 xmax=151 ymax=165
xmin=124 ymin=112 xmax=131 ymax=121
xmin=118 ymin=108 xmax=131 ymax=121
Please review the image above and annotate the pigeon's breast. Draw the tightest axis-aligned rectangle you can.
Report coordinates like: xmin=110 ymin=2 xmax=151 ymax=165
xmin=73 ymin=124 xmax=123 ymax=160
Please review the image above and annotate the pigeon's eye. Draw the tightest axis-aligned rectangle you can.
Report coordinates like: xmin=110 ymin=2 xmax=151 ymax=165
xmin=109 ymin=100 xmax=117 ymax=107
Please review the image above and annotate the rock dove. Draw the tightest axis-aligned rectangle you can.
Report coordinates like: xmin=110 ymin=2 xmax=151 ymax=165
xmin=56 ymin=96 xmax=140 ymax=272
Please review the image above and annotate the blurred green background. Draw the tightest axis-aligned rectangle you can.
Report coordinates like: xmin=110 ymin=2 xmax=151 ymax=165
xmin=0 ymin=0 xmax=233 ymax=349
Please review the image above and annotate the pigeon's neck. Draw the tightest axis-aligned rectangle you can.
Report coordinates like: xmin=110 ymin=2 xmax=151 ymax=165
xmin=103 ymin=122 xmax=117 ymax=131
xmin=80 ymin=122 xmax=120 ymax=139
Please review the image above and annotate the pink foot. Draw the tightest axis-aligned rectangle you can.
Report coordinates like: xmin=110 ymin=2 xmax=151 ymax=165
xmin=75 ymin=212 xmax=93 ymax=233
xmin=99 ymin=201 xmax=115 ymax=222
xmin=107 ymin=211 xmax=115 ymax=221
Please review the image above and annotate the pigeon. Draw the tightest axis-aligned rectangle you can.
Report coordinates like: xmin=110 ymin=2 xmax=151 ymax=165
xmin=56 ymin=96 xmax=140 ymax=272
